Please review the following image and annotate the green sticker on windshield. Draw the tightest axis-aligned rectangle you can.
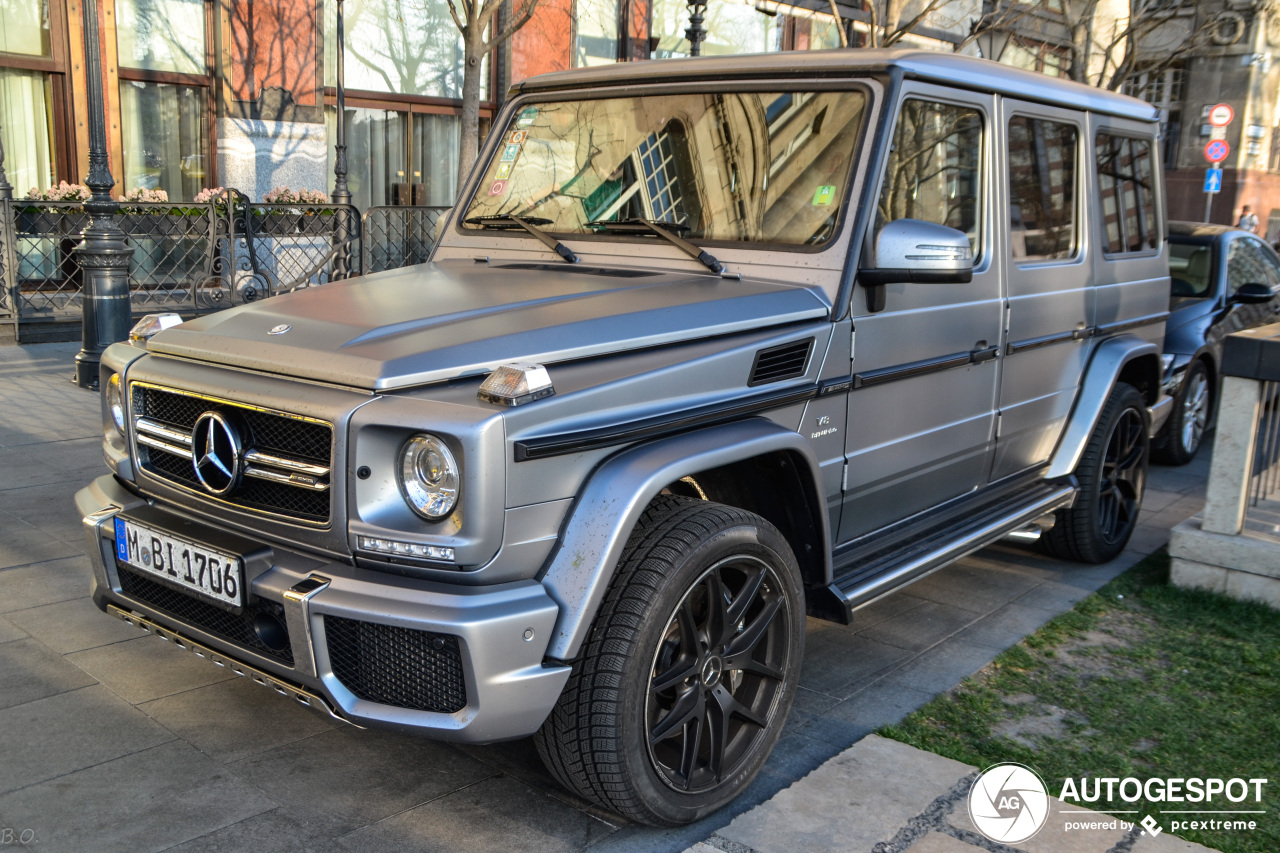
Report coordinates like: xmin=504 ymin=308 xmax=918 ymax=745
xmin=516 ymin=107 xmax=538 ymax=128
xmin=813 ymin=186 xmax=836 ymax=206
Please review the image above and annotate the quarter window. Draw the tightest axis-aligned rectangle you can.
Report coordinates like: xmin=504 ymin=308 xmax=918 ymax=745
xmin=1096 ymin=134 xmax=1158 ymax=254
xmin=1007 ymin=116 xmax=1078 ymax=261
xmin=876 ymin=99 xmax=983 ymax=256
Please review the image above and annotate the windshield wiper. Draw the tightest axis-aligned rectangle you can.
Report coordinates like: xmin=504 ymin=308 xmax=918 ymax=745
xmin=465 ymin=215 xmax=579 ymax=264
xmin=586 ymin=218 xmax=724 ymax=275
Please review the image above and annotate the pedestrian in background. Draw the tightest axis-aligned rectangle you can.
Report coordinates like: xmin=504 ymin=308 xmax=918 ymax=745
xmin=1238 ymin=205 xmax=1259 ymax=233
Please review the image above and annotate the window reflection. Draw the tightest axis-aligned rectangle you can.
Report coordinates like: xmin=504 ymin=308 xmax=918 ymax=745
xmin=119 ymin=81 xmax=208 ymax=202
xmin=0 ymin=0 xmax=51 ymax=56
xmin=116 ymin=0 xmax=206 ymax=74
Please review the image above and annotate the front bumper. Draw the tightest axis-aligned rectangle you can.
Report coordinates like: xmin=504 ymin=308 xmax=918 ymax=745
xmin=77 ymin=475 xmax=570 ymax=742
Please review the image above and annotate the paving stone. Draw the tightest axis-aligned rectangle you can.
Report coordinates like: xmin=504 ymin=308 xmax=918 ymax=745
xmin=0 ymin=740 xmax=273 ymax=853
xmin=0 ymin=522 xmax=82 ymax=570
xmin=0 ymin=614 xmax=27 ymax=644
xmin=800 ymin=632 xmax=913 ymax=697
xmin=140 ymin=676 xmax=337 ymax=763
xmin=856 ymin=600 xmax=982 ymax=653
xmin=7 ymin=596 xmax=140 ymax=654
xmin=795 ymin=681 xmax=935 ymax=748
xmin=232 ymin=726 xmax=498 ymax=836
xmin=1011 ymin=580 xmax=1096 ymax=613
xmin=904 ymin=832 xmax=984 ymax=852
xmin=783 ymin=685 xmax=841 ymax=731
xmin=846 ymin=591 xmax=928 ymax=630
xmin=0 ymin=637 xmax=96 ymax=709
xmin=158 ymin=808 xmax=336 ymax=853
xmin=0 ymin=556 xmax=93 ymax=612
xmin=0 ymin=481 xmax=97 ymax=542
xmin=0 ymin=440 xmax=103 ymax=491
xmin=906 ymin=563 xmax=1043 ymax=614
xmin=879 ymin=640 xmax=999 ymax=696
xmin=336 ymin=774 xmax=616 ymax=853
xmin=953 ymin=602 xmax=1061 ymax=651
xmin=0 ymin=685 xmax=174 ymax=795
xmin=716 ymin=734 xmax=972 ymax=853
xmin=66 ymin=635 xmax=235 ymax=704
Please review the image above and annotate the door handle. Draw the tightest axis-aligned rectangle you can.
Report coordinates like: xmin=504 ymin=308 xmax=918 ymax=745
xmin=970 ymin=345 xmax=1000 ymax=363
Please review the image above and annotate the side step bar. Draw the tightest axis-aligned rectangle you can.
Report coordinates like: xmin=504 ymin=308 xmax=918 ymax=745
xmin=809 ymin=483 xmax=1076 ymax=624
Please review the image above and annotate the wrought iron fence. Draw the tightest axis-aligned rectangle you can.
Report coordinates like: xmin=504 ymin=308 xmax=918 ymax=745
xmin=0 ymin=190 xmax=365 ymax=340
xmin=362 ymin=206 xmax=447 ymax=274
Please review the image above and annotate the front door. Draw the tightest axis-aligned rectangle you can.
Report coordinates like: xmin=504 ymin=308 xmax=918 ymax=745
xmin=839 ymin=87 xmax=1002 ymax=542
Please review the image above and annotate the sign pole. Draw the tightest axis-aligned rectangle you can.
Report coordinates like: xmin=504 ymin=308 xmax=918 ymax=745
xmin=1205 ymin=189 xmax=1215 ymax=224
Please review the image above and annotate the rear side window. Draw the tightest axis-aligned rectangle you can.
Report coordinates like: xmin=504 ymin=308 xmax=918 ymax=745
xmin=876 ymin=99 xmax=983 ymax=257
xmin=1008 ymin=116 xmax=1078 ymax=261
xmin=1096 ymin=134 xmax=1158 ymax=254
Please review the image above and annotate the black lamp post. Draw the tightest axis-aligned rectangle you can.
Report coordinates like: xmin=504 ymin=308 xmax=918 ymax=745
xmin=74 ymin=0 xmax=133 ymax=389
xmin=331 ymin=0 xmax=350 ymax=207
xmin=686 ymin=0 xmax=708 ymax=56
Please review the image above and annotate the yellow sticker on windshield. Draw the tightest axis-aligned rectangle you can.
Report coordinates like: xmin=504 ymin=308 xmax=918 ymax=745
xmin=813 ymin=186 xmax=836 ymax=205
xmin=496 ymin=163 xmax=512 ymax=180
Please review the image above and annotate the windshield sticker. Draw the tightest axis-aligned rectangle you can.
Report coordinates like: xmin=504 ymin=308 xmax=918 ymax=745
xmin=489 ymin=180 xmax=508 ymax=196
xmin=813 ymin=186 xmax=836 ymax=206
xmin=495 ymin=163 xmax=513 ymax=180
xmin=516 ymin=107 xmax=538 ymax=128
xmin=508 ymin=130 xmax=528 ymax=145
xmin=501 ymin=143 xmax=521 ymax=162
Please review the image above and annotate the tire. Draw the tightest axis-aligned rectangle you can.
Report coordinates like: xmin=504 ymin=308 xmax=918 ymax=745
xmin=1042 ymin=382 xmax=1149 ymax=564
xmin=534 ymin=495 xmax=804 ymax=826
xmin=1153 ymin=360 xmax=1211 ymax=466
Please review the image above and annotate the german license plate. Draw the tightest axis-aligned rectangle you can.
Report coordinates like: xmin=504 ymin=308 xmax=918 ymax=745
xmin=114 ymin=517 xmax=244 ymax=608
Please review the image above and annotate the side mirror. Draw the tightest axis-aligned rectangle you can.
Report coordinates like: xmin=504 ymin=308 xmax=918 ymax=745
xmin=1232 ymin=282 xmax=1275 ymax=304
xmin=859 ymin=219 xmax=974 ymax=287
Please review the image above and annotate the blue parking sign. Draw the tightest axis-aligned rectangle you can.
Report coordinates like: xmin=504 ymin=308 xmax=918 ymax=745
xmin=1204 ymin=168 xmax=1223 ymax=193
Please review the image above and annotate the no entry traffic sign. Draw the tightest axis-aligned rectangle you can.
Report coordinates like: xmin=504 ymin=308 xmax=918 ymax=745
xmin=1205 ymin=139 xmax=1230 ymax=163
xmin=1208 ymin=103 xmax=1234 ymax=127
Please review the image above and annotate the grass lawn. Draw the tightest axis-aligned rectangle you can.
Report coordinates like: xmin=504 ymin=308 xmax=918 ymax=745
xmin=880 ymin=551 xmax=1280 ymax=853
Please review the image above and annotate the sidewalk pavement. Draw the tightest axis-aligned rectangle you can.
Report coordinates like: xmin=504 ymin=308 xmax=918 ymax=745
xmin=0 ymin=341 xmax=1211 ymax=853
xmin=687 ymin=736 xmax=1216 ymax=853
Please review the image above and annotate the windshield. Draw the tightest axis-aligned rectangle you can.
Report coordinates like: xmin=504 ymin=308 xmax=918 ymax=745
xmin=462 ymin=90 xmax=868 ymax=247
xmin=1169 ymin=240 xmax=1214 ymax=299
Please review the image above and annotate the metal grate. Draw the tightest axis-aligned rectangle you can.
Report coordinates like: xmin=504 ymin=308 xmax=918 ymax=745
xmin=133 ymin=385 xmax=332 ymax=523
xmin=117 ymin=565 xmax=294 ymax=665
xmin=324 ymin=616 xmax=466 ymax=713
xmin=362 ymin=206 xmax=446 ymax=274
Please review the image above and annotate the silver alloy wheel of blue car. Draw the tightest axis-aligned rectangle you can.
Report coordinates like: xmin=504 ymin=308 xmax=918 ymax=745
xmin=1180 ymin=367 xmax=1210 ymax=456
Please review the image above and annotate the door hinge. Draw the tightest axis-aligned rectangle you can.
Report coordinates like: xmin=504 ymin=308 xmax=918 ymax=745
xmin=1003 ymin=304 xmax=1012 ymax=336
xmin=850 ymin=325 xmax=856 ymax=362
xmin=995 ymin=412 xmax=1003 ymax=439
xmin=842 ymin=462 xmax=849 ymax=492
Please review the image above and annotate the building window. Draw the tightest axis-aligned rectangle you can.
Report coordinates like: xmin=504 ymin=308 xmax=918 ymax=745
xmin=0 ymin=69 xmax=57 ymax=194
xmin=650 ymin=0 xmax=782 ymax=57
xmin=115 ymin=0 xmax=206 ymax=74
xmin=1124 ymin=65 xmax=1182 ymax=170
xmin=1004 ymin=40 xmax=1069 ymax=78
xmin=1008 ymin=115 xmax=1078 ymax=261
xmin=574 ymin=0 xmax=620 ymax=66
xmin=0 ymin=0 xmax=52 ymax=56
xmin=119 ymin=81 xmax=209 ymax=200
xmin=1096 ymin=133 xmax=1157 ymax=254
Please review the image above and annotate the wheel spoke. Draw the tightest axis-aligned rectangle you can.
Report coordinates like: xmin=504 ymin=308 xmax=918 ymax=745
xmin=712 ymin=683 xmax=768 ymax=729
xmin=676 ymin=599 xmax=700 ymax=650
xmin=724 ymin=654 xmax=783 ymax=682
xmin=650 ymin=685 xmax=703 ymax=744
xmin=650 ymin=657 xmax=699 ymax=694
xmin=724 ymin=596 xmax=782 ymax=659
xmin=676 ymin=709 xmax=704 ymax=790
xmin=726 ymin=563 xmax=766 ymax=627
xmin=705 ymin=570 xmax=731 ymax=648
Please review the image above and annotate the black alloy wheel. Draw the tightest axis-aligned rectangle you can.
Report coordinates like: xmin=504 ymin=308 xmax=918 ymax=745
xmin=1042 ymin=382 xmax=1149 ymax=564
xmin=534 ymin=496 xmax=804 ymax=826
xmin=646 ymin=555 xmax=790 ymax=793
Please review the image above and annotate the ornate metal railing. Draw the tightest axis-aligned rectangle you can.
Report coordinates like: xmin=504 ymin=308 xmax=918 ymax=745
xmin=362 ymin=206 xmax=448 ymax=274
xmin=0 ymin=190 xmax=363 ymax=338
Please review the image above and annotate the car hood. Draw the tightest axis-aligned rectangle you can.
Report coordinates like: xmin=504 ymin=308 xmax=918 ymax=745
xmin=148 ymin=260 xmax=831 ymax=391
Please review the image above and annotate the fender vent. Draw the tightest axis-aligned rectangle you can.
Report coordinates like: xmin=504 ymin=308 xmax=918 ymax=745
xmin=749 ymin=338 xmax=814 ymax=386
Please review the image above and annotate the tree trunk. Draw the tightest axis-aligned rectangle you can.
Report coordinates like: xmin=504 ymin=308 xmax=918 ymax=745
xmin=457 ymin=29 xmax=487 ymax=194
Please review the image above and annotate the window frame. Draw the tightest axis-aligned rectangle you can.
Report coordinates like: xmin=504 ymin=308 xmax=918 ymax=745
xmin=1093 ymin=131 xmax=1160 ymax=258
xmin=0 ymin=0 xmax=74 ymax=186
xmin=1005 ymin=110 xmax=1084 ymax=265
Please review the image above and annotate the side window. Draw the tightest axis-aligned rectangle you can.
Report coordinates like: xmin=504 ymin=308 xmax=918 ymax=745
xmin=1096 ymin=134 xmax=1158 ymax=254
xmin=1226 ymin=239 xmax=1276 ymax=292
xmin=1008 ymin=116 xmax=1078 ymax=261
xmin=876 ymin=99 xmax=983 ymax=256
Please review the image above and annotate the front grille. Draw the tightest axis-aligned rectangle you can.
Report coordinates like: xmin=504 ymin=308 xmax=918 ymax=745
xmin=324 ymin=616 xmax=467 ymax=713
xmin=131 ymin=384 xmax=332 ymax=524
xmin=117 ymin=565 xmax=295 ymax=666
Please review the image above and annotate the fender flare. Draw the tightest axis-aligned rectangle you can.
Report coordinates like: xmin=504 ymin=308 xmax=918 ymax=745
xmin=538 ymin=417 xmax=829 ymax=661
xmin=1046 ymin=335 xmax=1159 ymax=479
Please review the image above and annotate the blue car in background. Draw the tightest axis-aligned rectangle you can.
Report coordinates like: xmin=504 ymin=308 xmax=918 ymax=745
xmin=1158 ymin=222 xmax=1280 ymax=464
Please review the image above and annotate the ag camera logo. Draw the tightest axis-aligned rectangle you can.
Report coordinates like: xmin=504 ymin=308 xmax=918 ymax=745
xmin=968 ymin=762 xmax=1050 ymax=844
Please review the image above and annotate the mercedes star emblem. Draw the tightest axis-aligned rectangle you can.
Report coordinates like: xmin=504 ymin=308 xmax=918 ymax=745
xmin=268 ymin=324 xmax=291 ymax=335
xmin=191 ymin=412 xmax=242 ymax=495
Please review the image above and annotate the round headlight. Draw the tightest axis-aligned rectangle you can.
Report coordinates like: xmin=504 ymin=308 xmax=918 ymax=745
xmin=106 ymin=373 xmax=126 ymax=434
xmin=398 ymin=434 xmax=459 ymax=520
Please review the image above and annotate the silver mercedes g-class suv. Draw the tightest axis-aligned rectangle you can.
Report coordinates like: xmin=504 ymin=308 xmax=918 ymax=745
xmin=77 ymin=49 xmax=1170 ymax=825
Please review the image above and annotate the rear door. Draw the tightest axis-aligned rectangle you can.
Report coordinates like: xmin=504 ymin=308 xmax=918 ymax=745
xmin=990 ymin=100 xmax=1092 ymax=481
xmin=839 ymin=86 xmax=1001 ymax=542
